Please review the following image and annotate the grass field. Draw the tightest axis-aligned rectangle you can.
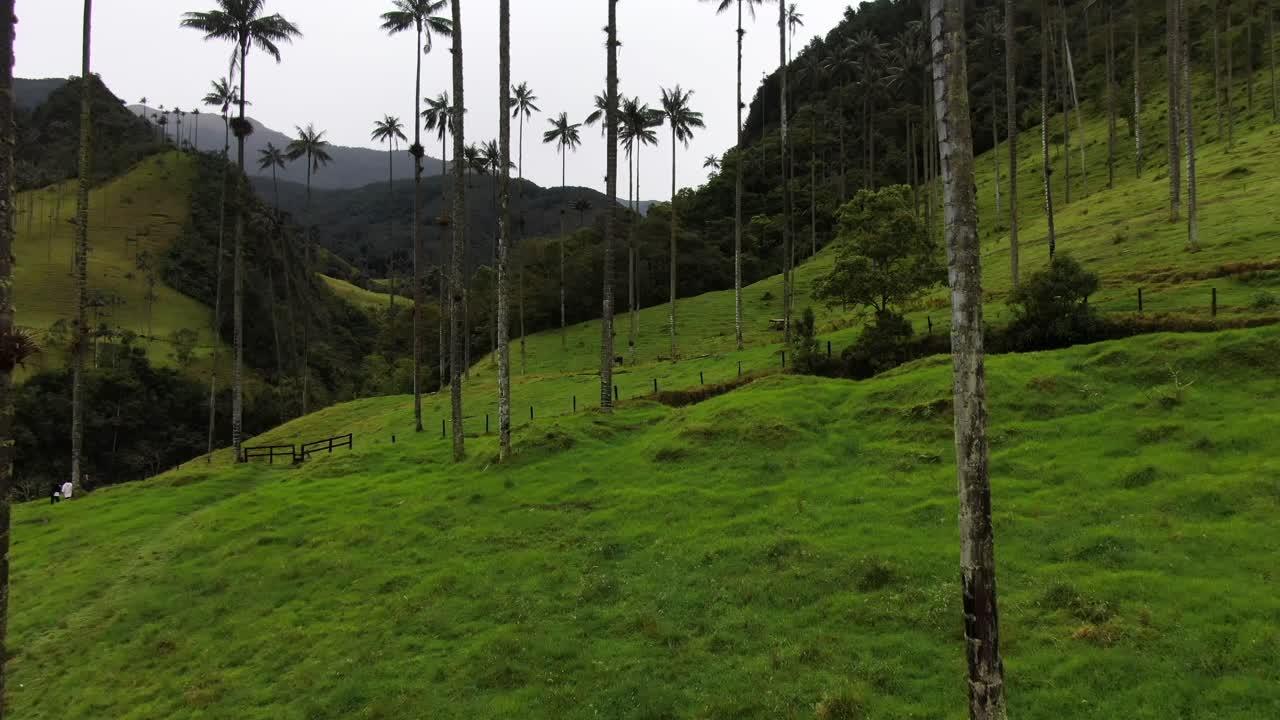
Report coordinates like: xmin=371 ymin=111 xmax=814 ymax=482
xmin=10 ymin=323 xmax=1280 ymax=719
xmin=320 ymin=274 xmax=407 ymax=312
xmin=8 ymin=66 xmax=1280 ymax=719
xmin=14 ymin=152 xmax=223 ymax=372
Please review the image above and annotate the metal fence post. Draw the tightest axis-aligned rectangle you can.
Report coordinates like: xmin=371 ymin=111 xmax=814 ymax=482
xmin=1212 ymin=287 xmax=1218 ymax=317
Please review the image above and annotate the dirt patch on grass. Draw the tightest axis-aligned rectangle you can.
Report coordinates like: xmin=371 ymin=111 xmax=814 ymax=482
xmin=653 ymin=373 xmax=765 ymax=407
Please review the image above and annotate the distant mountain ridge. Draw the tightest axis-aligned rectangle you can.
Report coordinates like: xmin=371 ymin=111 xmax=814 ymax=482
xmin=126 ymin=104 xmax=443 ymax=190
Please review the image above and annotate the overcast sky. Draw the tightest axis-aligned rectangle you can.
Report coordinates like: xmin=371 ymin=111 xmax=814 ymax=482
xmin=15 ymin=0 xmax=850 ymax=196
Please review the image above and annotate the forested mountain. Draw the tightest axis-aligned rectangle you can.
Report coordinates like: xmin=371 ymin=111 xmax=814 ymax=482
xmin=128 ymin=105 xmax=445 ymax=190
xmin=14 ymin=77 xmax=65 ymax=110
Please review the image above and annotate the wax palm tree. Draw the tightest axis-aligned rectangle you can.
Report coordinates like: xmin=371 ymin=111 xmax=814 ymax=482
xmin=657 ymin=85 xmax=704 ymax=361
xmin=847 ymin=29 xmax=885 ymax=189
xmin=381 ymin=0 xmax=452 ymax=434
xmin=542 ymin=111 xmax=582 ymax=347
xmin=70 ymin=0 xmax=94 ymax=509
xmin=797 ymin=50 xmax=825 ymax=258
xmin=371 ymin=115 xmax=407 ymax=307
xmin=620 ymin=97 xmax=659 ymax=362
xmin=511 ymin=81 xmax=539 ymax=374
xmin=181 ymin=0 xmax=301 ymax=461
xmin=423 ymin=90 xmax=457 ymax=388
xmin=776 ymin=0 xmax=794 ymax=342
xmin=584 ymin=91 xmax=616 ymax=135
xmin=285 ymin=123 xmax=332 ymax=415
xmin=703 ymin=154 xmax=720 ymax=171
xmin=701 ymin=0 xmax=764 ymax=351
xmin=447 ymin=0 xmax=466 ymax=459
xmin=1041 ymin=0 xmax=1056 ymax=258
xmin=786 ymin=2 xmax=803 ymax=61
xmin=256 ymin=142 xmax=287 ymax=210
xmin=1004 ymin=0 xmax=1019 ymax=287
xmin=496 ymin=0 xmax=513 ymax=459
xmin=191 ymin=107 xmax=201 ymax=150
xmin=422 ymin=91 xmax=456 ymax=174
xmin=0 ymin=2 xmax=17 ymax=694
xmin=601 ymin=0 xmax=619 ymax=411
xmin=200 ymin=75 xmax=237 ymax=458
xmin=972 ymin=10 xmax=1002 ymax=214
xmin=930 ymin=0 xmax=1007 ymax=714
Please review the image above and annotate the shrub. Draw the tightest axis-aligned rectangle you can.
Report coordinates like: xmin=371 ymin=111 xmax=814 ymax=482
xmin=841 ymin=311 xmax=917 ymax=378
xmin=1251 ymin=291 xmax=1278 ymax=310
xmin=1004 ymin=255 xmax=1100 ymax=350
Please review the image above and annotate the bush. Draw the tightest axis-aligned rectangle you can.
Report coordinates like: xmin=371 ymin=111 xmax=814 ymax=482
xmin=1251 ymin=291 xmax=1278 ymax=310
xmin=1004 ymin=256 xmax=1100 ymax=351
xmin=841 ymin=311 xmax=918 ymax=378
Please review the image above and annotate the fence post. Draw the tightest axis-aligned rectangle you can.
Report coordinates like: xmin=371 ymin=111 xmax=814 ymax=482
xmin=614 ymin=385 xmax=619 ymax=402
xmin=441 ymin=418 xmax=446 ymax=439
xmin=781 ymin=350 xmax=786 ymax=368
xmin=530 ymin=405 xmax=534 ymax=420
xmin=738 ymin=360 xmax=742 ymax=377
xmin=700 ymin=371 xmax=704 ymax=385
xmin=1138 ymin=286 xmax=1144 ymax=313
xmin=391 ymin=434 xmax=396 ymax=444
xmin=652 ymin=378 xmax=658 ymax=394
xmin=1211 ymin=287 xmax=1217 ymax=317
xmin=827 ymin=340 xmax=831 ymax=358
xmin=573 ymin=395 xmax=577 ymax=412
xmin=485 ymin=414 xmax=490 ymax=434
xmin=928 ymin=316 xmax=933 ymax=336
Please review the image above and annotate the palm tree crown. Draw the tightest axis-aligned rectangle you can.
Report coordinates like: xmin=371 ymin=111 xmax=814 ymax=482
xmin=620 ymin=97 xmax=660 ymax=156
xmin=257 ymin=142 xmax=286 ymax=171
xmin=423 ymin=91 xmax=458 ymax=142
xmin=181 ymin=1 xmax=301 ymax=64
xmin=543 ymin=112 xmax=583 ymax=153
xmin=286 ymin=123 xmax=333 ymax=171
xmin=202 ymin=77 xmax=240 ymax=114
xmin=371 ymin=114 xmax=407 ymax=146
xmin=511 ymin=81 xmax=540 ymax=121
xmin=379 ymin=0 xmax=452 ymax=51
xmin=658 ymin=85 xmax=705 ymax=147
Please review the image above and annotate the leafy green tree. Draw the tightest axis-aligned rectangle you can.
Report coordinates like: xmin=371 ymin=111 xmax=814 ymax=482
xmin=1006 ymin=255 xmax=1100 ymax=350
xmin=380 ymin=0 xmax=451 ymax=434
xmin=812 ymin=186 xmax=943 ymax=315
xmin=657 ymin=85 xmax=704 ymax=360
xmin=181 ymin=0 xmax=301 ymax=461
xmin=169 ymin=328 xmax=200 ymax=368
xmin=542 ymin=111 xmax=582 ymax=347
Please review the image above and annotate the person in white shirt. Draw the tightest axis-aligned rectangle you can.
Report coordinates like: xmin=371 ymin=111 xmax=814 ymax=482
xmin=61 ymin=480 xmax=74 ymax=501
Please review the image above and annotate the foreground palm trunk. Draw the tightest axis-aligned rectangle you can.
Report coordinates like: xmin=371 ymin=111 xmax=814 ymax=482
xmin=497 ymin=0 xmax=512 ymax=459
xmin=412 ymin=18 xmax=426 ymax=434
xmin=449 ymin=0 xmax=466 ymax=459
xmin=733 ymin=0 xmax=745 ymax=351
xmin=231 ymin=43 xmax=248 ymax=460
xmin=71 ymin=0 xmax=93 ymax=485
xmin=207 ymin=114 xmax=229 ymax=458
xmin=1041 ymin=0 xmax=1057 ymax=258
xmin=0 ymin=1 xmax=18 ymax=710
xmin=1181 ymin=0 xmax=1200 ymax=251
xmin=1004 ymin=0 xmax=1019 ymax=287
xmin=778 ymin=0 xmax=793 ymax=343
xmin=1166 ymin=0 xmax=1181 ymax=221
xmin=600 ymin=0 xmax=618 ymax=412
xmin=668 ymin=125 xmax=679 ymax=360
xmin=929 ymin=0 xmax=1009 ymax=715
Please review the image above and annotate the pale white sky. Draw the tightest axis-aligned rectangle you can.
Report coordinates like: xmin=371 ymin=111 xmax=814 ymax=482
xmin=15 ymin=0 xmax=851 ymax=195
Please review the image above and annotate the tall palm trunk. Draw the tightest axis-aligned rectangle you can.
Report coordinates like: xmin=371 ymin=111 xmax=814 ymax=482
xmin=1052 ymin=19 xmax=1071 ymax=204
xmin=779 ymin=0 xmax=793 ymax=344
xmin=668 ymin=125 xmax=679 ymax=360
xmin=1042 ymin=0 xmax=1058 ymax=259
xmin=600 ymin=0 xmax=618 ymax=412
xmin=411 ymin=19 xmax=425 ymax=433
xmin=497 ymin=0 xmax=512 ymax=460
xmin=1167 ymin=0 xmax=1182 ymax=221
xmin=0 ymin=3 xmax=19 ymax=706
xmin=991 ymin=93 xmax=1001 ymax=214
xmin=517 ymin=105 xmax=527 ymax=374
xmin=1005 ymin=0 xmax=1020 ymax=287
xmin=71 ymin=0 xmax=93 ymax=484
xmin=1213 ymin=7 xmax=1224 ymax=139
xmin=1227 ymin=4 xmax=1235 ymax=149
xmin=301 ymin=154 xmax=313 ymax=416
xmin=439 ymin=131 xmax=449 ymax=388
xmin=810 ymin=113 xmax=817 ymax=256
xmin=231 ymin=41 xmax=248 ymax=459
xmin=733 ymin=0 xmax=745 ymax=351
xmin=387 ymin=138 xmax=396 ymax=311
xmin=930 ymin=0 xmax=1008 ymax=715
xmin=1108 ymin=1 xmax=1117 ymax=187
xmin=559 ymin=150 xmax=566 ymax=349
xmin=1135 ymin=12 xmax=1144 ymax=172
xmin=1247 ymin=0 xmax=1254 ymax=111
xmin=1182 ymin=0 xmax=1201 ymax=251
xmin=1271 ymin=0 xmax=1278 ymax=122
xmin=207 ymin=114 xmax=229 ymax=458
xmin=632 ymin=145 xmax=642 ymax=362
xmin=449 ymin=0 xmax=466 ymax=460
xmin=627 ymin=148 xmax=635 ymax=360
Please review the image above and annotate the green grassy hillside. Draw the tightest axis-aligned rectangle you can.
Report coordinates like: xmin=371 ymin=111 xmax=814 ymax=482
xmin=15 ymin=152 xmax=222 ymax=371
xmin=10 ymin=323 xmax=1280 ymax=718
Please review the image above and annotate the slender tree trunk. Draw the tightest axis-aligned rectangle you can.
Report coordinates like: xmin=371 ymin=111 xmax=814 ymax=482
xmin=71 ymin=0 xmax=93 ymax=484
xmin=734 ymin=0 xmax=745 ymax=351
xmin=810 ymin=114 xmax=817 ymax=257
xmin=600 ymin=0 xmax=618 ymax=412
xmin=909 ymin=118 xmax=919 ymax=215
xmin=1168 ymin=0 xmax=1182 ymax=220
xmin=669 ymin=128 xmax=678 ymax=360
xmin=440 ymin=132 xmax=449 ymax=388
xmin=559 ymin=151 xmax=566 ymax=349
xmin=1228 ymin=4 xmax=1235 ymax=148
xmin=1247 ymin=0 xmax=1254 ymax=111
xmin=632 ymin=147 xmax=642 ymax=361
xmin=1052 ymin=19 xmax=1072 ymax=204
xmin=1108 ymin=2 xmax=1117 ymax=186
xmin=388 ymin=139 xmax=396 ymax=311
xmin=930 ymin=1 xmax=1009 ymax=716
xmin=779 ymin=0 xmax=793 ymax=344
xmin=0 ymin=5 xmax=19 ymax=708
xmin=1135 ymin=12 xmax=1145 ymax=172
xmin=1042 ymin=0 xmax=1058 ymax=259
xmin=449 ymin=0 xmax=466 ymax=459
xmin=837 ymin=95 xmax=847 ymax=202
xmin=301 ymin=157 xmax=313 ymax=416
xmin=411 ymin=22 xmax=425 ymax=432
xmin=518 ymin=109 xmax=527 ymax=374
xmin=1182 ymin=0 xmax=1201 ymax=251
xmin=1006 ymin=0 xmax=1020 ymax=287
xmin=231 ymin=44 xmax=247 ymax=459
xmin=1063 ymin=3 xmax=1086 ymax=198
xmin=991 ymin=93 xmax=1001 ymax=214
xmin=497 ymin=0 xmax=512 ymax=459
xmin=1214 ymin=8 xmax=1224 ymax=139
xmin=206 ymin=116 xmax=229 ymax=457
xmin=1271 ymin=0 xmax=1278 ymax=121
xmin=627 ymin=149 xmax=635 ymax=360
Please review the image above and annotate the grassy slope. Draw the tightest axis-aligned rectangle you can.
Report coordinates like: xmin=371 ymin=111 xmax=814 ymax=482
xmin=319 ymin=274 xmax=408 ymax=312
xmin=14 ymin=152 xmax=221 ymax=371
xmin=10 ymin=325 xmax=1280 ymax=718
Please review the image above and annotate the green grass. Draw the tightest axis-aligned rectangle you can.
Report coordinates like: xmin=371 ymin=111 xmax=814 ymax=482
xmin=14 ymin=152 xmax=223 ymax=372
xmin=319 ymin=274 xmax=408 ymax=312
xmin=10 ymin=324 xmax=1280 ymax=718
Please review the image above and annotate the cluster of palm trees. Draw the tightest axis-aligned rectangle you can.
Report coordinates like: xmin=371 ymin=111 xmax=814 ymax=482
xmin=141 ymin=100 xmax=205 ymax=150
